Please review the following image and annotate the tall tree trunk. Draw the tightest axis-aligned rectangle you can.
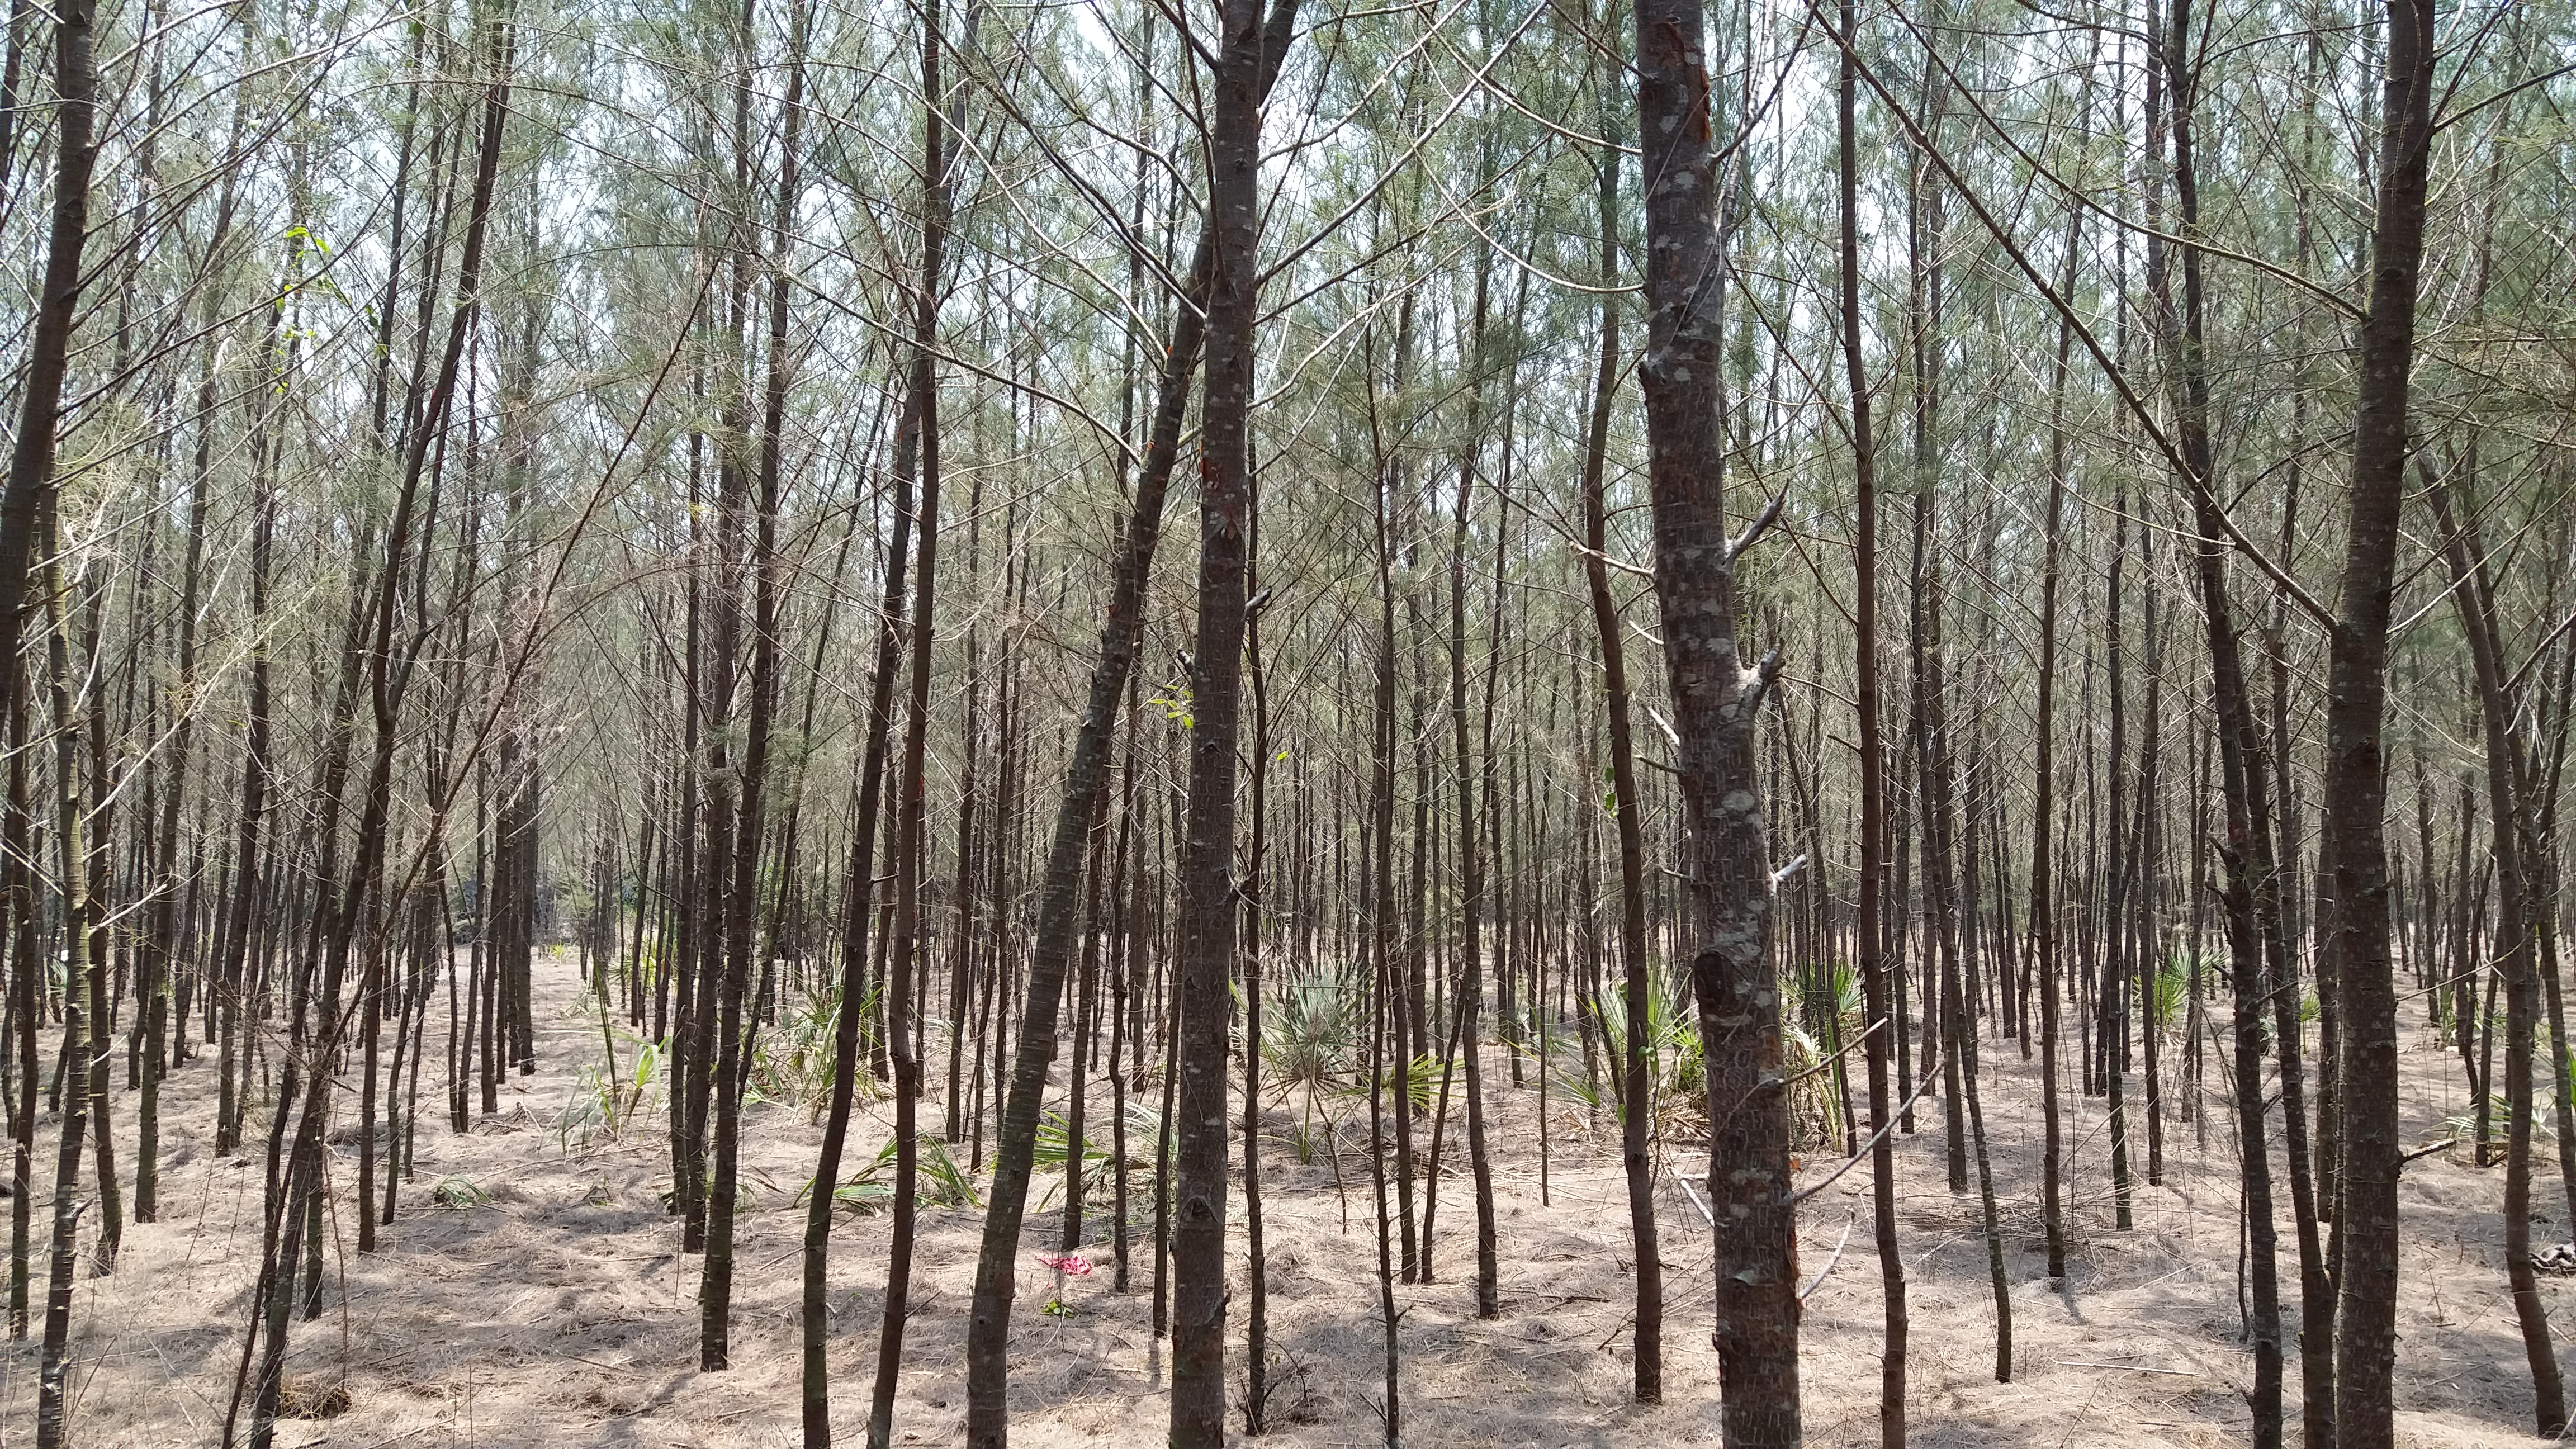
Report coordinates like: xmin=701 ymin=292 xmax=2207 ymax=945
xmin=1448 ymin=259 xmax=1500 ymax=1323
xmin=1579 ymin=50 xmax=1660 ymax=1398
xmin=0 ymin=0 xmax=97 ymax=727
xmin=239 ymin=11 xmax=514 ymax=1432
xmin=801 ymin=383 xmax=915 ymax=1449
xmin=693 ymin=0 xmax=760 ymax=1365
xmin=865 ymin=2 xmax=966 ymax=1439
xmin=1368 ymin=845 xmax=1402 ymax=1448
xmin=2154 ymin=4 xmax=2293 ymax=1436
xmin=2431 ymin=476 xmax=2567 ymax=1433
xmin=1168 ymin=0 xmax=1270 ymax=1433
xmin=2032 ymin=184 xmax=2081 ymax=1282
xmin=35 ymin=507 xmax=95 ymax=1449
xmin=958 ymin=8 xmax=1300 ymax=1441
xmin=1241 ymin=474 xmax=1273 ymax=1432
xmin=1839 ymin=9 xmax=1905 ymax=1437
xmin=78 ymin=583 xmax=119 ymax=1277
xmin=7 ymin=678 xmax=34 ymax=1341
xmin=705 ymin=0 xmax=805 ymax=1372
xmin=1635 ymin=0 xmax=1796 ymax=1439
xmin=2323 ymin=4 xmax=2437 ymax=1443
xmin=137 ymin=323 xmax=216 ymax=1228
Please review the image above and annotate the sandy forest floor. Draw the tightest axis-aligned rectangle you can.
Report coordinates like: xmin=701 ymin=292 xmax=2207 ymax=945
xmin=0 ymin=949 xmax=2560 ymax=1448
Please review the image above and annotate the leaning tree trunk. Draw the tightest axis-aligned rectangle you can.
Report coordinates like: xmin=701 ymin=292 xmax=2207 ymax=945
xmin=0 ymin=0 xmax=97 ymax=729
xmin=2153 ymin=8 xmax=2317 ymax=1437
xmin=2431 ymin=475 xmax=2567 ymax=1434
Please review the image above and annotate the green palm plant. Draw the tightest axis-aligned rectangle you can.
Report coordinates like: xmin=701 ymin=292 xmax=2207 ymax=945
xmin=1032 ymin=1111 xmax=1110 ymax=1182
xmin=2148 ymin=956 xmax=2193 ymax=1037
xmin=750 ymin=981 xmax=882 ymax=1112
xmin=1263 ymin=979 xmax=1361 ymax=1159
xmin=1779 ymin=1016 xmax=1842 ymax=1151
xmin=1033 ymin=1107 xmax=1135 ymax=1190
xmin=1587 ymin=968 xmax=1702 ymax=1126
xmin=1829 ymin=962 xmax=1863 ymax=1024
xmin=1533 ymin=1014 xmax=1602 ymax=1115
xmin=816 ymin=1133 xmax=982 ymax=1215
xmin=555 ymin=1066 xmax=609 ymax=1153
xmin=1263 ymin=981 xmax=1357 ymax=1097
xmin=1373 ymin=1052 xmax=1438 ymax=1115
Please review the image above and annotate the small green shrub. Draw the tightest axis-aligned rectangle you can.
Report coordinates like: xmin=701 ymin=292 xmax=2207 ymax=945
xmin=430 ymin=1176 xmax=489 ymax=1209
xmin=825 ymin=1134 xmax=982 ymax=1215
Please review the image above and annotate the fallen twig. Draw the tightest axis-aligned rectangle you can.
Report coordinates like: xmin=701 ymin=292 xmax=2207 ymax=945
xmin=1792 ymin=1070 xmax=1943 ymax=1205
xmin=1674 ymin=1171 xmax=1715 ymax=1227
xmin=1798 ymin=1213 xmax=1857 ymax=1301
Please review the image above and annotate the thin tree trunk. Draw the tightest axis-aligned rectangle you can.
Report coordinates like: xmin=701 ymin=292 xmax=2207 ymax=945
xmin=1579 ymin=55 xmax=1659 ymax=1392
xmin=0 ymin=0 xmax=98 ymax=727
xmin=2322 ymin=3 xmax=2437 ymax=1441
xmin=866 ymin=1 xmax=966 ymax=1437
xmin=1110 ymin=683 xmax=1140 ymax=1292
xmin=1241 ymin=475 xmax=1273 ymax=1432
xmin=957 ymin=8 xmax=1301 ymax=1439
xmin=1839 ymin=11 xmax=1905 ymax=1437
xmin=1369 ymin=863 xmax=1401 ymax=1448
xmin=78 ymin=583 xmax=120 ymax=1276
xmin=6 ymin=683 xmax=31 ymax=1340
xmin=2032 ymin=182 xmax=2081 ymax=1282
xmin=2154 ymin=6 xmax=2290 ymax=1435
xmin=35 ymin=506 xmax=96 ymax=1449
xmin=2431 ymin=475 xmax=2568 ymax=1433
xmin=1168 ymin=0 xmax=1270 ymax=1430
xmin=1448 ymin=258 xmax=1500 ymax=1323
xmin=705 ymin=0 xmax=805 ymax=1371
xmin=799 ymin=386 xmax=915 ymax=1446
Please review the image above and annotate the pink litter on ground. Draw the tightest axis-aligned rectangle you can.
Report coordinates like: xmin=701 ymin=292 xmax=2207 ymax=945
xmin=1034 ymin=1253 xmax=1095 ymax=1277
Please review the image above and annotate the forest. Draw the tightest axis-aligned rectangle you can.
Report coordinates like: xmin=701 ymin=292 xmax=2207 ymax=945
xmin=0 ymin=0 xmax=2568 ymax=1443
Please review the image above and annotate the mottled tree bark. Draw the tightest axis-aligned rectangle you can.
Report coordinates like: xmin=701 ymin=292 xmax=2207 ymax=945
xmin=1635 ymin=0 xmax=1797 ymax=1440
